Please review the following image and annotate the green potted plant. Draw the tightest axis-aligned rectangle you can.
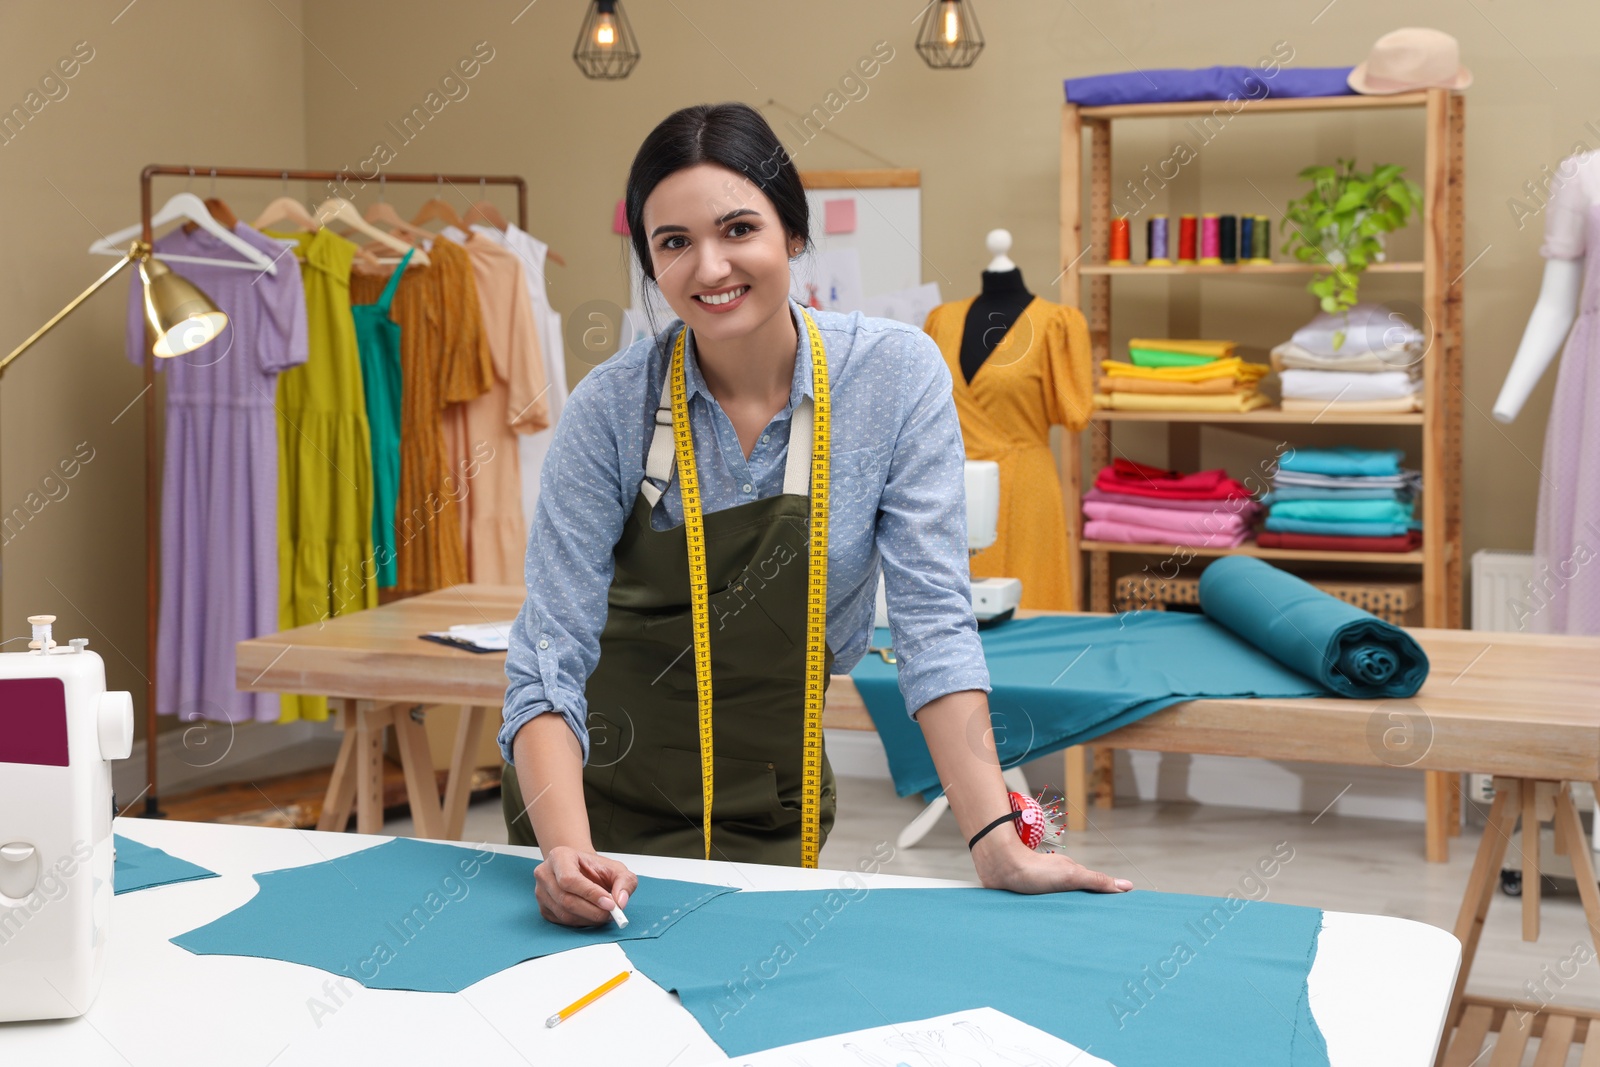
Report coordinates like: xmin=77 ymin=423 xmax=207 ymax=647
xmin=1281 ymin=158 xmax=1421 ymax=314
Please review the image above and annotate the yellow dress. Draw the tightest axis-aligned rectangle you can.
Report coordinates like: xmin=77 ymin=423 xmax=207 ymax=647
xmin=921 ymin=296 xmax=1093 ymax=610
xmin=271 ymin=229 xmax=377 ymax=723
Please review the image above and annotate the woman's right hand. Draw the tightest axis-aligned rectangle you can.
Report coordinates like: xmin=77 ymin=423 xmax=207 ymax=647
xmin=534 ymin=845 xmax=640 ymax=927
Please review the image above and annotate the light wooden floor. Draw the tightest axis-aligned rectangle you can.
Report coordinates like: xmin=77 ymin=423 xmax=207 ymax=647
xmin=385 ymin=772 xmax=1600 ymax=1033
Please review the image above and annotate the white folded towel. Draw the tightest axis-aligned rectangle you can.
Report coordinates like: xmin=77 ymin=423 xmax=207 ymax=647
xmin=1279 ymin=369 xmax=1422 ymax=402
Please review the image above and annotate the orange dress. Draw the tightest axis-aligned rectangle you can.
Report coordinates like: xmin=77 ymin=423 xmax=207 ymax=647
xmin=350 ymin=238 xmax=492 ymax=594
xmin=445 ymin=232 xmax=550 ymax=584
xmin=921 ymin=296 xmax=1093 ymax=610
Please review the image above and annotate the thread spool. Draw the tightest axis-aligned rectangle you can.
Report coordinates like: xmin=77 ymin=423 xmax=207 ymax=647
xmin=1219 ymin=214 xmax=1238 ymax=264
xmin=1198 ymin=213 xmax=1221 ymax=265
xmin=28 ymin=614 xmax=56 ymax=653
xmin=1177 ymin=214 xmax=1198 ymax=264
xmin=1108 ymin=216 xmax=1131 ymax=265
xmin=1239 ymin=216 xmax=1256 ymax=266
xmin=1251 ymin=215 xmax=1272 ymax=263
xmin=1146 ymin=215 xmax=1171 ymax=266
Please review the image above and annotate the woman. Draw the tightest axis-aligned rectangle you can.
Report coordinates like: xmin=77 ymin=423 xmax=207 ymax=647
xmin=501 ymin=102 xmax=1129 ymax=927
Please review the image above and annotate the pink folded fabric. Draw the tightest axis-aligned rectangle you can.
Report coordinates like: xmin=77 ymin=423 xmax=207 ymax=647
xmin=1082 ymin=487 xmax=1263 ymax=517
xmin=1083 ymin=499 xmax=1251 ymax=536
xmin=1083 ymin=518 xmax=1250 ymax=548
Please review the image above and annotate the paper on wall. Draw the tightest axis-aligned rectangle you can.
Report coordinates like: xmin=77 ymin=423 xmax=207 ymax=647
xmin=857 ymin=281 xmax=944 ymax=328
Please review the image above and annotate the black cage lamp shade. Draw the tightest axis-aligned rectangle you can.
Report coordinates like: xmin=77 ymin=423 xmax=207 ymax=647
xmin=916 ymin=0 xmax=984 ymax=70
xmin=574 ymin=0 xmax=641 ymax=80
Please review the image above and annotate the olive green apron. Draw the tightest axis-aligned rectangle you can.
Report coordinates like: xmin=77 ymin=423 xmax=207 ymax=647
xmin=503 ymin=323 xmax=835 ymax=865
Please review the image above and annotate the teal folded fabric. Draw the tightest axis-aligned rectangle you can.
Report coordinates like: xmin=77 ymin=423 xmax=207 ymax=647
xmin=1267 ymin=499 xmax=1414 ymax=523
xmin=622 ymin=885 xmax=1329 ymax=1065
xmin=852 ymin=558 xmax=1429 ymax=799
xmin=1263 ymin=486 xmax=1408 ymax=503
xmin=1199 ymin=556 xmax=1429 ymax=697
xmin=853 ymin=613 xmax=1326 ymax=798
xmin=1277 ymin=447 xmax=1403 ymax=477
xmin=1263 ymin=515 xmax=1418 ymax=537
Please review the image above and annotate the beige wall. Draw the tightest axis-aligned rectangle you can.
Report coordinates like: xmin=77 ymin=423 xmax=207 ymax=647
xmin=1 ymin=0 xmax=1594 ymax=734
xmin=0 ymin=1 xmax=307 ymax=740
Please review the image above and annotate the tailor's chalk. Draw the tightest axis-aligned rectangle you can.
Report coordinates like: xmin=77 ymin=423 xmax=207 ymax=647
xmin=610 ymin=905 xmax=629 ymax=929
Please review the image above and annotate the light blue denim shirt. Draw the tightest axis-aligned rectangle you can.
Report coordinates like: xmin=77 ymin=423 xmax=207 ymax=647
xmin=500 ymin=297 xmax=992 ymax=764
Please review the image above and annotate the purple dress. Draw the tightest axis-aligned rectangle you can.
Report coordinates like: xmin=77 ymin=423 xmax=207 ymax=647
xmin=126 ymin=225 xmax=309 ymax=722
xmin=1533 ymin=160 xmax=1600 ymax=635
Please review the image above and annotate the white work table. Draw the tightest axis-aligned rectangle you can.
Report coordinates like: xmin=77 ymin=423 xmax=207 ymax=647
xmin=0 ymin=819 xmax=1460 ymax=1065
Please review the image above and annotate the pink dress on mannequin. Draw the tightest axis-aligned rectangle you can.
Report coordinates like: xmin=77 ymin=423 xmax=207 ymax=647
xmin=1532 ymin=153 xmax=1600 ymax=634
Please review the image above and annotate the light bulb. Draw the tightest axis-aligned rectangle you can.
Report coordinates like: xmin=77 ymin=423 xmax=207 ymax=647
xmin=943 ymin=3 xmax=960 ymax=45
xmin=595 ymin=13 xmax=616 ymax=46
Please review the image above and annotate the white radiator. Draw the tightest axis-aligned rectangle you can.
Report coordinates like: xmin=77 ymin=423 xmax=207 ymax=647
xmin=1470 ymin=550 xmax=1536 ymax=633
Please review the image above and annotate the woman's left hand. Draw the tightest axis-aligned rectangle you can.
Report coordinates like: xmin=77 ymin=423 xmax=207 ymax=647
xmin=970 ymin=832 xmax=1134 ymax=894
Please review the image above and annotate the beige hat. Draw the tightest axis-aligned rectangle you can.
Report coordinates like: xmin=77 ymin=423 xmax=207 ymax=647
xmin=1348 ymin=28 xmax=1473 ymax=94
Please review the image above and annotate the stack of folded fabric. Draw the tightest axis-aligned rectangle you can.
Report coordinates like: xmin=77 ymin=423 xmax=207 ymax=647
xmin=1271 ymin=305 xmax=1425 ymax=413
xmin=1095 ymin=338 xmax=1271 ymax=413
xmin=1084 ymin=458 xmax=1261 ymax=547
xmin=1258 ymin=447 xmax=1422 ymax=552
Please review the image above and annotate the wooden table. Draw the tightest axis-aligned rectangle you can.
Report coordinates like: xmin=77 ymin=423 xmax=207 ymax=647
xmin=238 ymin=585 xmax=1600 ymax=1064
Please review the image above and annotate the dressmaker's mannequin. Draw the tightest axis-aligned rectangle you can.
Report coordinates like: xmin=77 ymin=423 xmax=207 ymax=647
xmin=921 ymin=231 xmax=1093 ymax=610
xmin=1492 ymin=151 xmax=1600 ymax=634
xmin=960 ymin=230 xmax=1036 ymax=383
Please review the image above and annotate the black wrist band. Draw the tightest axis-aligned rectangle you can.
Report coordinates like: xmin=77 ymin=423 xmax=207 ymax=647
xmin=968 ymin=810 xmax=1019 ymax=851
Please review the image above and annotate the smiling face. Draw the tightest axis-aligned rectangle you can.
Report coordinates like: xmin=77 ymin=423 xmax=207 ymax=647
xmin=642 ymin=162 xmax=798 ymax=343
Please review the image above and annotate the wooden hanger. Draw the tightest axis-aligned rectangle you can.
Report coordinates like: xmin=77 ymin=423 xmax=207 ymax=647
xmin=253 ymin=196 xmax=320 ymax=232
xmin=91 ymin=191 xmax=278 ymax=273
xmin=316 ymin=197 xmax=431 ymax=266
xmin=412 ymin=179 xmax=465 ymax=230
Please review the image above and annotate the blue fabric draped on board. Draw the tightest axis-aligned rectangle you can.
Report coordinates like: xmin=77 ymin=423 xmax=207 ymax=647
xmin=114 ymin=835 xmax=218 ymax=894
xmin=623 ymin=884 xmax=1330 ymax=1066
xmin=854 ymin=557 xmax=1429 ymax=798
xmin=1064 ymin=66 xmax=1354 ymax=107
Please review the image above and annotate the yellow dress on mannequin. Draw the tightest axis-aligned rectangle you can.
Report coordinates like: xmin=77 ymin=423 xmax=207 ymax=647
xmin=921 ymin=296 xmax=1093 ymax=610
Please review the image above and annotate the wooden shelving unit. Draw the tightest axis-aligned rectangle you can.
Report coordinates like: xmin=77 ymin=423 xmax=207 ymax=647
xmin=1058 ymin=89 xmax=1466 ymax=862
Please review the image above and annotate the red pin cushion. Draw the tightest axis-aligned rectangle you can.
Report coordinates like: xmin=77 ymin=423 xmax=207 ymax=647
xmin=1009 ymin=790 xmax=1046 ymax=850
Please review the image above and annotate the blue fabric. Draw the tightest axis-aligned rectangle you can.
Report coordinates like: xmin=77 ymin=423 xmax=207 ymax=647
xmin=1262 ymin=486 xmax=1408 ymax=503
xmin=114 ymin=835 xmax=218 ymax=895
xmin=623 ymin=885 xmax=1329 ymax=1066
xmin=1263 ymin=515 xmax=1418 ymax=537
xmin=853 ymin=614 xmax=1324 ymax=798
xmin=171 ymin=838 xmax=736 ymax=993
xmin=1267 ymin=499 xmax=1414 ymax=523
xmin=854 ymin=558 xmax=1430 ymax=798
xmin=502 ymin=297 xmax=990 ymax=764
xmin=1064 ymin=65 xmax=1354 ymax=106
xmin=1199 ymin=557 xmax=1429 ymax=698
xmin=1277 ymin=447 xmax=1404 ymax=477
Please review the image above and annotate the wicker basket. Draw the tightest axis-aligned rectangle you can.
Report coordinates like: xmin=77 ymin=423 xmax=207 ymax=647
xmin=1113 ymin=572 xmax=1422 ymax=626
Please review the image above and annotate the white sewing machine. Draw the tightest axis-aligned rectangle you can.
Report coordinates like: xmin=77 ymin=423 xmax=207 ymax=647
xmin=875 ymin=459 xmax=1021 ymax=627
xmin=0 ymin=615 xmax=134 ymax=1023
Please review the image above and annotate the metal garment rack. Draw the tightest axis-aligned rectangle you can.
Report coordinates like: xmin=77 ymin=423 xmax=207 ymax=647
xmin=132 ymin=164 xmax=529 ymax=817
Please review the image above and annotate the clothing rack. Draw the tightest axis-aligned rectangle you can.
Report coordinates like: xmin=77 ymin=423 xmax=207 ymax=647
xmin=132 ymin=164 xmax=534 ymax=817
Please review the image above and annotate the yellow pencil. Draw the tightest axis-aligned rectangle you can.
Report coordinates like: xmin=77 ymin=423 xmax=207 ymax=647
xmin=545 ymin=970 xmax=631 ymax=1028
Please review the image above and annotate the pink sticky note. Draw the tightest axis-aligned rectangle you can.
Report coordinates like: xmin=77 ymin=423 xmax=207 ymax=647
xmin=824 ymin=198 xmax=856 ymax=235
xmin=612 ymin=198 xmax=630 ymax=235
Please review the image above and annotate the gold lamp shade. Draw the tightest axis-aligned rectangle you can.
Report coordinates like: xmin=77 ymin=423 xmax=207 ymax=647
xmin=138 ymin=254 xmax=228 ymax=357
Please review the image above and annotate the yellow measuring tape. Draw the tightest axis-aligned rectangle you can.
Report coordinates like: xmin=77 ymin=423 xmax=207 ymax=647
xmin=669 ymin=309 xmax=830 ymax=868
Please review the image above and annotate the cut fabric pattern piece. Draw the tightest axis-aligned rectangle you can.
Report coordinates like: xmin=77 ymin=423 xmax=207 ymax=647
xmin=114 ymin=835 xmax=218 ymax=895
xmin=623 ymin=885 xmax=1329 ymax=1066
xmin=171 ymin=837 xmax=735 ymax=993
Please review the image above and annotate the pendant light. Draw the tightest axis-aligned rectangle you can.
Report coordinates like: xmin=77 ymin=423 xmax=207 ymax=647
xmin=915 ymin=0 xmax=984 ymax=70
xmin=574 ymin=0 xmax=640 ymax=80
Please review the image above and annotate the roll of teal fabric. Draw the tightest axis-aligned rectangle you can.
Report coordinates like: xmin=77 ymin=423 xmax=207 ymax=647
xmin=1198 ymin=556 xmax=1429 ymax=697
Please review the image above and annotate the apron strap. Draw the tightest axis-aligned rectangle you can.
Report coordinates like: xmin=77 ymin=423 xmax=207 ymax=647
xmin=376 ymin=248 xmax=414 ymax=314
xmin=639 ymin=331 xmax=817 ymax=508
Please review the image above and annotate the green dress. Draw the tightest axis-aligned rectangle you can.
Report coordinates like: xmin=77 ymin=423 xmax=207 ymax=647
xmin=271 ymin=229 xmax=377 ymax=723
xmin=350 ymin=250 xmax=410 ymax=590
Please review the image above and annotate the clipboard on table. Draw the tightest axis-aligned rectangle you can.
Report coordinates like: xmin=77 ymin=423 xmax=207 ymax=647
xmin=419 ymin=621 xmax=515 ymax=654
